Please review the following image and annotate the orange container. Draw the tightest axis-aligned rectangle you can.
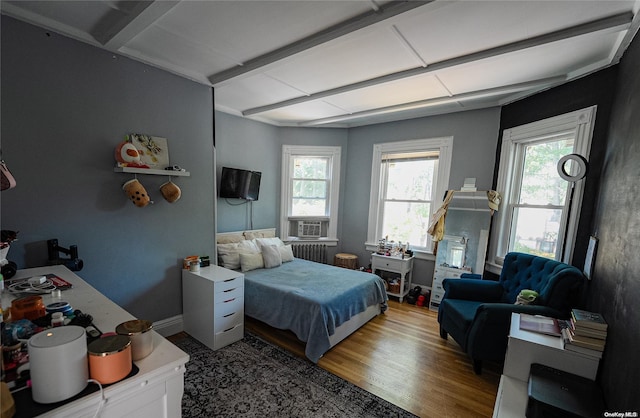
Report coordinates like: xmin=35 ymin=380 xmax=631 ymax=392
xmin=11 ymin=295 xmax=45 ymax=320
xmin=87 ymin=335 xmax=132 ymax=384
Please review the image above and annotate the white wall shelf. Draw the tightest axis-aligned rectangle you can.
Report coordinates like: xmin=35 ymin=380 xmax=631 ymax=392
xmin=114 ymin=166 xmax=190 ymax=176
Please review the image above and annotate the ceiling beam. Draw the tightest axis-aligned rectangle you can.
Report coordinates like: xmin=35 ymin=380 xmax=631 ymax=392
xmin=243 ymin=11 xmax=633 ymax=117
xmin=208 ymin=0 xmax=435 ymax=85
xmin=296 ymin=76 xmax=567 ymax=127
xmin=97 ymin=1 xmax=181 ymax=50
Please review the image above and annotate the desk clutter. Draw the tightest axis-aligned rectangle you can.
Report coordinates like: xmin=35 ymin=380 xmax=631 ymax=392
xmin=1 ymin=278 xmax=154 ymax=408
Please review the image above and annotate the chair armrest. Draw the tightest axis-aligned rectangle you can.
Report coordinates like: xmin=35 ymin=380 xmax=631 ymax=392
xmin=476 ymin=303 xmax=565 ymax=320
xmin=443 ymin=278 xmax=504 ymax=302
xmin=465 ymin=303 xmax=566 ymax=362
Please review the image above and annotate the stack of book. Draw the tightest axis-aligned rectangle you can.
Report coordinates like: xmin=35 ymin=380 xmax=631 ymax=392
xmin=561 ymin=308 xmax=608 ymax=358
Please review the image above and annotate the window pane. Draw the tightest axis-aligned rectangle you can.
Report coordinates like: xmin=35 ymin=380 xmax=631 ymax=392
xmin=511 ymin=207 xmax=562 ymax=259
xmin=385 ymin=159 xmax=435 ymax=200
xmin=293 ymin=180 xmax=327 ymax=198
xmin=294 ymin=157 xmax=327 ymax=178
xmin=292 ymin=198 xmax=326 ymax=216
xmin=519 ymin=140 xmax=573 ymax=205
xmin=382 ymin=201 xmax=431 ymax=247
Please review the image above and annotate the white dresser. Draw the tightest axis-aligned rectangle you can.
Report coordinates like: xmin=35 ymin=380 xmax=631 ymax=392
xmin=182 ymin=265 xmax=244 ymax=350
xmin=429 ymin=265 xmax=465 ymax=311
xmin=10 ymin=266 xmax=189 ymax=418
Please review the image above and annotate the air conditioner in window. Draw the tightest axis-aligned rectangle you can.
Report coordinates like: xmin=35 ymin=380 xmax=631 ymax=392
xmin=298 ymin=221 xmax=322 ymax=238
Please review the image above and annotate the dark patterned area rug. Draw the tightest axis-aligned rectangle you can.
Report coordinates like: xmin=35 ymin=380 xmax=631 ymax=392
xmin=174 ymin=332 xmax=417 ymax=418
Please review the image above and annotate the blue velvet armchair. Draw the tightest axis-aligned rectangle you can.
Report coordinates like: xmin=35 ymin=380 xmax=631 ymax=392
xmin=437 ymin=252 xmax=584 ymax=374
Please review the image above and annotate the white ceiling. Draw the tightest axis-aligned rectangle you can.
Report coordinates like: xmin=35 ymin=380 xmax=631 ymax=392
xmin=2 ymin=0 xmax=639 ymax=128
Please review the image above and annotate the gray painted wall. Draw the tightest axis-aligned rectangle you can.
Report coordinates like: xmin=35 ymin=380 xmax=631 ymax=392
xmin=343 ymin=108 xmax=501 ymax=286
xmin=215 ymin=111 xmax=349 ymax=249
xmin=216 ymin=108 xmax=500 ymax=288
xmin=1 ymin=17 xmax=215 ymax=322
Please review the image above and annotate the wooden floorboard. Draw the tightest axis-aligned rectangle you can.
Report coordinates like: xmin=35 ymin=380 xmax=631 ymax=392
xmin=171 ymin=300 xmax=502 ymax=417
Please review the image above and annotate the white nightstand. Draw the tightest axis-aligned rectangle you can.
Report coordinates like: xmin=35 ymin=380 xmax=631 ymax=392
xmin=371 ymin=253 xmax=414 ymax=302
xmin=182 ymin=265 xmax=244 ymax=350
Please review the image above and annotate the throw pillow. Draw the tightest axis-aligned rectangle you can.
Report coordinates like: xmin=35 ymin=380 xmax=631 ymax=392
xmin=278 ymin=245 xmax=295 ymax=263
xmin=262 ymin=245 xmax=282 ymax=269
xmin=239 ymin=252 xmax=264 ymax=272
xmin=256 ymin=237 xmax=285 ymax=248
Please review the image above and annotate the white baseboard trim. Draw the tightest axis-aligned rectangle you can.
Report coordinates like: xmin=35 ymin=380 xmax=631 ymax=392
xmin=153 ymin=314 xmax=184 ymax=337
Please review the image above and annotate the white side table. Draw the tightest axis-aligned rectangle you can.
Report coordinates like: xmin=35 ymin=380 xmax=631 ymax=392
xmin=493 ymin=313 xmax=601 ymax=417
xmin=370 ymin=254 xmax=413 ymax=302
xmin=429 ymin=265 xmax=465 ymax=311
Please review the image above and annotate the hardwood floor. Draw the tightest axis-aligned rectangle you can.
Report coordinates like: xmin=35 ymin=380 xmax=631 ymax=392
xmin=170 ymin=300 xmax=501 ymax=417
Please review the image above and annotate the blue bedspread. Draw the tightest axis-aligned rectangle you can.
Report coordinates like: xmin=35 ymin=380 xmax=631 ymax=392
xmin=244 ymin=258 xmax=388 ymax=363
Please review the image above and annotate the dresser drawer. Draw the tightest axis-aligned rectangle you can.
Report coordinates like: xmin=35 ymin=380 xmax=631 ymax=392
xmin=432 ymin=276 xmax=445 ymax=292
xmin=214 ymin=284 xmax=243 ymax=304
xmin=434 ymin=267 xmax=463 ymax=279
xmin=213 ymin=323 xmax=244 ymax=350
xmin=214 ymin=298 xmax=244 ymax=331
xmin=215 ymin=275 xmax=244 ymax=293
xmin=375 ymin=257 xmax=403 ymax=271
xmin=430 ymin=290 xmax=445 ymax=303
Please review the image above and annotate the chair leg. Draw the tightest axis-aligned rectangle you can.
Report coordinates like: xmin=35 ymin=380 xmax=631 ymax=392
xmin=473 ymin=359 xmax=482 ymax=375
xmin=439 ymin=327 xmax=448 ymax=339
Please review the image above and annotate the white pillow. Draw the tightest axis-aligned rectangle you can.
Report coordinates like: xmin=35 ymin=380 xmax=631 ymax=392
xmin=217 ymin=242 xmax=241 ymax=269
xmin=240 ymin=252 xmax=264 ymax=272
xmin=238 ymin=239 xmax=261 ymax=253
xmin=278 ymin=245 xmax=294 ymax=263
xmin=262 ymin=245 xmax=282 ymax=269
xmin=217 ymin=240 xmax=261 ymax=269
xmin=256 ymin=237 xmax=285 ymax=248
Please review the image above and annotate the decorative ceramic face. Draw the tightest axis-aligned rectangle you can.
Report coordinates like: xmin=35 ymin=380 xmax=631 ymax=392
xmin=115 ymin=142 xmax=142 ymax=165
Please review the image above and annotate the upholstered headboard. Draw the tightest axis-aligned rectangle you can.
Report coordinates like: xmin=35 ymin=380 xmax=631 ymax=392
xmin=216 ymin=228 xmax=277 ymax=244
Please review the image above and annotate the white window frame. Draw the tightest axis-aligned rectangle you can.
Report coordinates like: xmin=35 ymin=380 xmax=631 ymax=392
xmin=365 ymin=137 xmax=453 ymax=256
xmin=487 ymin=106 xmax=596 ymax=270
xmin=280 ymin=145 xmax=341 ymax=241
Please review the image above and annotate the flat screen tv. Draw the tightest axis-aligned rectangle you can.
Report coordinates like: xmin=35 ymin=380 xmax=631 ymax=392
xmin=219 ymin=167 xmax=261 ymax=201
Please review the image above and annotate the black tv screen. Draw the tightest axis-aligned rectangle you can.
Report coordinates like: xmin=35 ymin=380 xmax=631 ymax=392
xmin=219 ymin=167 xmax=261 ymax=201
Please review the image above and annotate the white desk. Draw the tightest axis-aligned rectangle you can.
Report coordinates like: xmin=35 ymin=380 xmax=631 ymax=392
xmin=8 ymin=266 xmax=189 ymax=418
xmin=493 ymin=313 xmax=601 ymax=417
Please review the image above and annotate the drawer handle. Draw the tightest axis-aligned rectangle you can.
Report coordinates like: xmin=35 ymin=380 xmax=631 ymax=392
xmin=223 ymin=312 xmax=236 ymax=318
xmin=223 ymin=278 xmax=238 ymax=282
xmin=223 ymin=325 xmax=236 ymax=333
xmin=224 ymin=298 xmax=236 ymax=303
xmin=223 ymin=287 xmax=237 ymax=293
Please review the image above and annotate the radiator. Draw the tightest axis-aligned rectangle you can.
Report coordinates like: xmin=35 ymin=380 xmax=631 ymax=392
xmin=292 ymin=243 xmax=327 ymax=264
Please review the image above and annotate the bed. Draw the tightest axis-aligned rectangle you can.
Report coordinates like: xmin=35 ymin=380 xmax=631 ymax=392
xmin=216 ymin=228 xmax=388 ymax=363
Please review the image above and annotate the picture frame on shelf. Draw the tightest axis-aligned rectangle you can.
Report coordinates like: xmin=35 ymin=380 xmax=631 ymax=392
xmin=127 ymin=133 xmax=170 ymax=169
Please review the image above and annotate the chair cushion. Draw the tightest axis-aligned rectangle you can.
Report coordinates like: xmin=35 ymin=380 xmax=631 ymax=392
xmin=440 ymin=299 xmax=483 ymax=334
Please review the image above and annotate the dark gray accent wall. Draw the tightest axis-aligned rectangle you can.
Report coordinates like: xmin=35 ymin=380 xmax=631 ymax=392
xmin=499 ymin=36 xmax=639 ymax=409
xmin=1 ymin=16 xmax=215 ymax=322
xmin=587 ymin=33 xmax=640 ymax=409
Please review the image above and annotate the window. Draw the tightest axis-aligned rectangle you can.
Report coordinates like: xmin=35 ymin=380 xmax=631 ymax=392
xmin=367 ymin=138 xmax=453 ymax=253
xmin=488 ymin=106 xmax=596 ymax=266
xmin=281 ymin=145 xmax=341 ymax=240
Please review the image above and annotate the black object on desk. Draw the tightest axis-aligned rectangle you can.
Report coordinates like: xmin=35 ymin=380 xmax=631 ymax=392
xmin=526 ymin=363 xmax=606 ymax=418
